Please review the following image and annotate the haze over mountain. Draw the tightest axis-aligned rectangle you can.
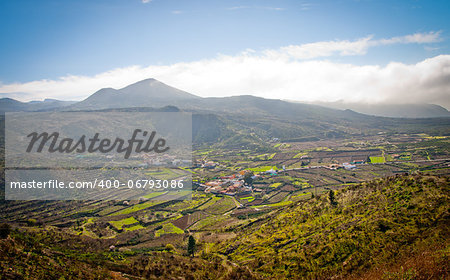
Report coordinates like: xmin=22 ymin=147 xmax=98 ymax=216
xmin=309 ymin=101 xmax=450 ymax=118
xmin=3 ymin=78 xmax=448 ymax=119
xmin=0 ymin=98 xmax=75 ymax=112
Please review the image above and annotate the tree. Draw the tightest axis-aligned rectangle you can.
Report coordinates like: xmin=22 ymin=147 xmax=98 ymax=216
xmin=329 ymin=190 xmax=337 ymax=205
xmin=187 ymin=235 xmax=196 ymax=257
xmin=243 ymin=171 xmax=254 ymax=186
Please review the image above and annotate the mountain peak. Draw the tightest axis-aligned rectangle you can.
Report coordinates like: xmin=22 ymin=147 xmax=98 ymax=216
xmin=72 ymin=78 xmax=200 ymax=110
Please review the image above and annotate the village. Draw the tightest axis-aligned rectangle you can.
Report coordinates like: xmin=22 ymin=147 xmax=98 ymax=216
xmin=191 ymin=133 xmax=450 ymax=204
xmin=194 ymin=157 xmax=365 ymax=197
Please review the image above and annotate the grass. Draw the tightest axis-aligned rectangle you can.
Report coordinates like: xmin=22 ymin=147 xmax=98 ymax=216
xmin=155 ymin=223 xmax=184 ymax=237
xmin=248 ymin=166 xmax=278 ymax=172
xmin=399 ymin=153 xmax=412 ymax=160
xmin=189 ymin=215 xmax=228 ymax=231
xmin=109 ymin=217 xmax=140 ymax=231
xmin=369 ymin=156 xmax=386 ymax=163
xmin=293 ymin=152 xmax=308 ymax=159
xmin=125 ymin=224 xmax=144 ymax=231
xmin=219 ymin=174 xmax=449 ymax=279
xmin=314 ymin=147 xmax=332 ymax=151
xmin=255 ymin=153 xmax=276 ymax=160
xmin=202 ymin=196 xmax=236 ymax=214
xmin=142 ymin=191 xmax=167 ymax=199
xmin=240 ymin=196 xmax=255 ymax=202
xmin=251 ymin=200 xmax=293 ymax=208
xmin=109 ymin=201 xmax=160 ymax=216
xmin=197 ymin=196 xmax=222 ymax=210
xmin=293 ymin=180 xmax=312 ymax=189
xmin=165 ymin=197 xmax=208 ymax=211
xmin=144 ymin=168 xmax=185 ymax=180
xmin=291 ymin=192 xmax=312 ymax=201
xmin=269 ymin=183 xmax=282 ymax=188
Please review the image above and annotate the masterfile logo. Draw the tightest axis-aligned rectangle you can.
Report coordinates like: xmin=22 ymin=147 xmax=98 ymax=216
xmin=26 ymin=129 xmax=170 ymax=159
xmin=5 ymin=111 xmax=192 ymax=200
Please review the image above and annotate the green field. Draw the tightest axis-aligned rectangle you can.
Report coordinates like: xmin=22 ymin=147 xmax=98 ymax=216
xmin=142 ymin=191 xmax=167 ymax=199
xmin=202 ymin=196 xmax=236 ymax=214
xmin=155 ymin=223 xmax=184 ymax=237
xmin=240 ymin=196 xmax=255 ymax=202
xmin=369 ymin=156 xmax=386 ymax=163
xmin=251 ymin=200 xmax=293 ymax=208
xmin=109 ymin=201 xmax=160 ymax=216
xmin=248 ymin=166 xmax=278 ymax=172
xmin=269 ymin=182 xmax=282 ymax=188
xmin=109 ymin=217 xmax=140 ymax=231
xmin=293 ymin=152 xmax=308 ymax=159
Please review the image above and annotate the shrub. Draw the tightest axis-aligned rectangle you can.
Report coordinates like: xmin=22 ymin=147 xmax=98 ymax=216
xmin=0 ymin=223 xmax=11 ymax=239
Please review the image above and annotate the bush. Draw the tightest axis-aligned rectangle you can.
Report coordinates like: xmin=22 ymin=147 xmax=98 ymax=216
xmin=0 ymin=223 xmax=11 ymax=239
xmin=165 ymin=243 xmax=176 ymax=253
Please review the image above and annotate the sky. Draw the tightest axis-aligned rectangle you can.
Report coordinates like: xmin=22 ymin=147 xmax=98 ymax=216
xmin=0 ymin=0 xmax=449 ymax=108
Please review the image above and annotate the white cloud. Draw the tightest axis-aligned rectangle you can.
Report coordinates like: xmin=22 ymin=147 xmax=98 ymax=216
xmin=261 ymin=7 xmax=285 ymax=11
xmin=227 ymin=6 xmax=284 ymax=11
xmin=265 ymin=31 xmax=442 ymax=60
xmin=227 ymin=6 xmax=249 ymax=10
xmin=267 ymin=36 xmax=373 ymax=60
xmin=141 ymin=0 xmax=152 ymax=3
xmin=1 ymin=32 xmax=449 ymax=109
xmin=377 ymin=31 xmax=441 ymax=45
xmin=300 ymin=2 xmax=312 ymax=11
xmin=425 ymin=46 xmax=440 ymax=51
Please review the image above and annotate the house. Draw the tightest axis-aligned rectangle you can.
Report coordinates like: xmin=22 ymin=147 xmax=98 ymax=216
xmin=264 ymin=169 xmax=277 ymax=176
xmin=350 ymin=156 xmax=366 ymax=164
xmin=343 ymin=163 xmax=357 ymax=170
xmin=202 ymin=161 xmax=217 ymax=169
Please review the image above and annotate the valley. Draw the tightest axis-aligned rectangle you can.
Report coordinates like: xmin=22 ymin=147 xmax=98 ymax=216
xmin=0 ymin=78 xmax=449 ymax=279
xmin=1 ymin=130 xmax=449 ymax=279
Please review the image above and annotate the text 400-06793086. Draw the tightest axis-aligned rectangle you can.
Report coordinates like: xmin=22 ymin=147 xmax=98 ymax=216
xmin=96 ymin=179 xmax=185 ymax=189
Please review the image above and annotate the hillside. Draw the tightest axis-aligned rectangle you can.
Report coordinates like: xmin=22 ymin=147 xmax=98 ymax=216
xmin=1 ymin=174 xmax=448 ymax=279
xmin=209 ymin=173 xmax=450 ymax=279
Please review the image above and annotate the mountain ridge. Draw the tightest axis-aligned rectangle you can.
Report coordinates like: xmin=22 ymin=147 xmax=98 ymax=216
xmin=2 ymin=78 xmax=448 ymax=118
xmin=0 ymin=97 xmax=75 ymax=112
xmin=307 ymin=101 xmax=450 ymax=118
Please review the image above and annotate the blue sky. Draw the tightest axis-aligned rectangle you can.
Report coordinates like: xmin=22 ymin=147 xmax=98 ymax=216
xmin=0 ymin=0 xmax=449 ymax=107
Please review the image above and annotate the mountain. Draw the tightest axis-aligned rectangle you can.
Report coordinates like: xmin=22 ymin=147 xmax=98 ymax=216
xmin=71 ymin=78 xmax=200 ymax=110
xmin=309 ymin=101 xmax=450 ymax=118
xmin=3 ymin=79 xmax=449 ymax=120
xmin=0 ymin=98 xmax=27 ymax=112
xmin=70 ymin=78 xmax=450 ymax=119
xmin=0 ymin=98 xmax=75 ymax=113
xmin=71 ymin=80 xmax=353 ymax=119
xmin=3 ymin=78 xmax=450 ymax=147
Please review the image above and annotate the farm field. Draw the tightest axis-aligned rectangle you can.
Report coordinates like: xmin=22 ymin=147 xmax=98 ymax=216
xmin=1 ymin=132 xmax=449 ymax=279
